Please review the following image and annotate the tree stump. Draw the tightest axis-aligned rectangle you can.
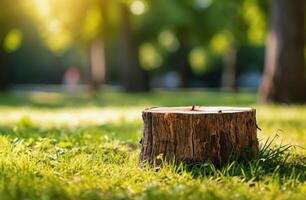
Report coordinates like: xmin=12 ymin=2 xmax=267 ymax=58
xmin=140 ymin=106 xmax=259 ymax=167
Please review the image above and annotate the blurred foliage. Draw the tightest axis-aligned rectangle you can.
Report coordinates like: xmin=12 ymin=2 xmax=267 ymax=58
xmin=22 ymin=0 xmax=102 ymax=52
xmin=0 ymin=0 xmax=270 ymax=86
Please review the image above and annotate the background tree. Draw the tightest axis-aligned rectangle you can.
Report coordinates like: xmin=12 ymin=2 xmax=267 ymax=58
xmin=118 ymin=1 xmax=150 ymax=92
xmin=135 ymin=0 xmax=267 ymax=89
xmin=206 ymin=0 xmax=267 ymax=90
xmin=0 ymin=0 xmax=278 ymax=94
xmin=136 ymin=0 xmax=198 ymax=87
xmin=0 ymin=0 xmax=24 ymax=90
xmin=260 ymin=0 xmax=306 ymax=103
xmin=22 ymin=0 xmax=115 ymax=91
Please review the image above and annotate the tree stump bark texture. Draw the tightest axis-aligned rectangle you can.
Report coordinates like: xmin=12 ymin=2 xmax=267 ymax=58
xmin=140 ymin=106 xmax=259 ymax=167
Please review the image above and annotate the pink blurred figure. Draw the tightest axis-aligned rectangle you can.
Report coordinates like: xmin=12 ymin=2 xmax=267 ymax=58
xmin=63 ymin=67 xmax=80 ymax=91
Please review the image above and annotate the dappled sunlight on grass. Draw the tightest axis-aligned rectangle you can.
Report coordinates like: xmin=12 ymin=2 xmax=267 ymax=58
xmin=28 ymin=91 xmax=66 ymax=105
xmin=257 ymin=105 xmax=306 ymax=147
xmin=0 ymin=90 xmax=305 ymax=146
xmin=0 ymin=107 xmax=142 ymax=128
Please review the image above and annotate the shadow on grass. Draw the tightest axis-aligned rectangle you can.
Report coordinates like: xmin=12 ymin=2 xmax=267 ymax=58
xmin=185 ymin=137 xmax=306 ymax=185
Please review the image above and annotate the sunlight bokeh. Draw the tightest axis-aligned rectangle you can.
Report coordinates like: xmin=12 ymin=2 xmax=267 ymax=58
xmin=194 ymin=0 xmax=213 ymax=10
xmin=4 ymin=29 xmax=23 ymax=53
xmin=130 ymin=0 xmax=147 ymax=15
xmin=242 ymin=0 xmax=266 ymax=44
xmin=22 ymin=0 xmax=90 ymax=52
xmin=210 ymin=31 xmax=234 ymax=54
xmin=82 ymin=6 xmax=103 ymax=40
xmin=158 ymin=30 xmax=180 ymax=52
xmin=188 ymin=47 xmax=208 ymax=75
xmin=139 ymin=43 xmax=163 ymax=70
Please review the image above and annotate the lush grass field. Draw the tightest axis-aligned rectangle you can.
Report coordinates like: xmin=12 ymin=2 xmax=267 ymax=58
xmin=0 ymin=89 xmax=305 ymax=200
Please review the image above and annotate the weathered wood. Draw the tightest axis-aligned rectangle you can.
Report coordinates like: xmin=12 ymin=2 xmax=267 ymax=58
xmin=140 ymin=106 xmax=259 ymax=167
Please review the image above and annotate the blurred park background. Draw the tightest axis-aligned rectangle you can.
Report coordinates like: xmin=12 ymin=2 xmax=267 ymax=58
xmin=0 ymin=0 xmax=305 ymax=103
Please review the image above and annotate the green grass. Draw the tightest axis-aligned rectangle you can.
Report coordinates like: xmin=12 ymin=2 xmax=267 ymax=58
xmin=0 ymin=89 xmax=305 ymax=200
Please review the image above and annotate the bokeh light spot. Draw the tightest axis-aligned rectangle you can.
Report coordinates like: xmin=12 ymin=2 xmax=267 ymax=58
xmin=158 ymin=30 xmax=180 ymax=52
xmin=130 ymin=0 xmax=146 ymax=15
xmin=194 ymin=0 xmax=212 ymax=10
xmin=43 ymin=20 xmax=72 ymax=53
xmin=210 ymin=31 xmax=233 ymax=54
xmin=82 ymin=6 xmax=102 ymax=40
xmin=139 ymin=43 xmax=162 ymax=70
xmin=242 ymin=0 xmax=266 ymax=44
xmin=4 ymin=29 xmax=23 ymax=53
xmin=189 ymin=47 xmax=208 ymax=75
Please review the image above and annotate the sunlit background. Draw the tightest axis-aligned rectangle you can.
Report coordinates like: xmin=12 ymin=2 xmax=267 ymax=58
xmin=0 ymin=0 xmax=271 ymax=90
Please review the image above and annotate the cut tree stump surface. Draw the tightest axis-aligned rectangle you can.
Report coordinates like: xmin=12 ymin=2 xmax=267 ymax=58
xmin=140 ymin=106 xmax=259 ymax=167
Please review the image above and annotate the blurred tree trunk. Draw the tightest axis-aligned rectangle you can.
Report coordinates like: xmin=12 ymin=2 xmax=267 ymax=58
xmin=88 ymin=38 xmax=106 ymax=90
xmin=260 ymin=0 xmax=306 ymax=103
xmin=176 ymin=31 xmax=192 ymax=88
xmin=221 ymin=47 xmax=237 ymax=90
xmin=177 ymin=43 xmax=192 ymax=88
xmin=87 ymin=1 xmax=110 ymax=91
xmin=118 ymin=3 xmax=149 ymax=92
xmin=0 ymin=44 xmax=9 ymax=90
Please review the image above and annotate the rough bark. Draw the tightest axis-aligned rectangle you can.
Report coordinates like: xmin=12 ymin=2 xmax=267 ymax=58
xmin=140 ymin=106 xmax=258 ymax=167
xmin=260 ymin=0 xmax=306 ymax=103
xmin=118 ymin=3 xmax=149 ymax=92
